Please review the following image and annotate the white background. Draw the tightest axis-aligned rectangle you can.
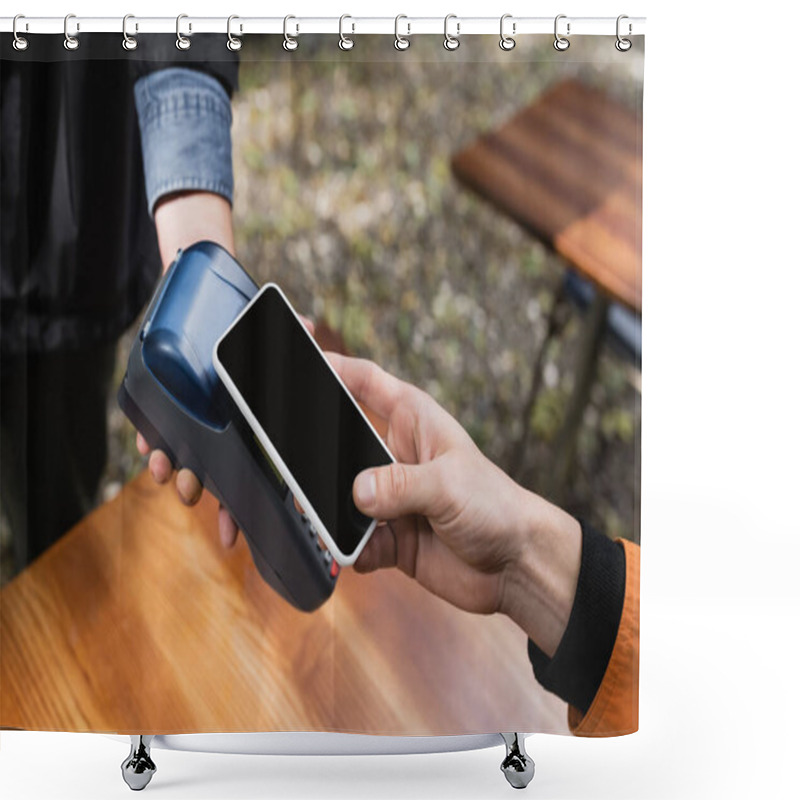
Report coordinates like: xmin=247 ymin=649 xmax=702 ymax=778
xmin=2 ymin=1 xmax=799 ymax=798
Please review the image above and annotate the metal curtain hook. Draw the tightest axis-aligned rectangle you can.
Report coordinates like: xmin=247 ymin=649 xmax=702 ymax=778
xmin=122 ymin=15 xmax=138 ymax=51
xmin=499 ymin=14 xmax=516 ymax=51
xmin=64 ymin=13 xmax=79 ymax=51
xmin=227 ymin=15 xmax=242 ymax=51
xmin=394 ymin=15 xmax=410 ymax=50
xmin=12 ymin=14 xmax=29 ymax=51
xmin=616 ymin=14 xmax=632 ymax=51
xmin=443 ymin=14 xmax=460 ymax=51
xmin=176 ymin=14 xmax=191 ymax=50
xmin=339 ymin=14 xmax=354 ymax=50
xmin=283 ymin=15 xmax=299 ymax=51
xmin=553 ymin=14 xmax=570 ymax=51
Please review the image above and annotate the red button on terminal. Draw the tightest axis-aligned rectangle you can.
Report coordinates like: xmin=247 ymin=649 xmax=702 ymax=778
xmin=330 ymin=560 xmax=339 ymax=578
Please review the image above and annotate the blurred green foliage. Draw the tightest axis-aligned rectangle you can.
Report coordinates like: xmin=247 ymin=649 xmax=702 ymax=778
xmin=99 ymin=33 xmax=642 ymax=549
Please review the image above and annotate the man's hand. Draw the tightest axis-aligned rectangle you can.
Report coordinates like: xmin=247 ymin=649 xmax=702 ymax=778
xmin=328 ymin=352 xmax=582 ymax=658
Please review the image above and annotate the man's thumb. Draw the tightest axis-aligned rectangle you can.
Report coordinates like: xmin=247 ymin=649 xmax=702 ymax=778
xmin=353 ymin=462 xmax=437 ymax=520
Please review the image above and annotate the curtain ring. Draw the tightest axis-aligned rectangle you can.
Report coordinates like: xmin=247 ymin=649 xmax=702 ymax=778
xmin=499 ymin=14 xmax=516 ymax=51
xmin=553 ymin=14 xmax=570 ymax=51
xmin=64 ymin=13 xmax=79 ymax=51
xmin=615 ymin=14 xmax=632 ymax=52
xmin=394 ymin=15 xmax=410 ymax=51
xmin=443 ymin=14 xmax=460 ymax=51
xmin=176 ymin=14 xmax=191 ymax=50
xmin=12 ymin=15 xmax=29 ymax=51
xmin=122 ymin=14 xmax=138 ymax=51
xmin=339 ymin=14 xmax=354 ymax=50
xmin=283 ymin=15 xmax=298 ymax=51
xmin=227 ymin=15 xmax=242 ymax=51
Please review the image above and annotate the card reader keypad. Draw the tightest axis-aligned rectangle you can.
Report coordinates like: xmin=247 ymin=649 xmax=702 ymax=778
xmin=288 ymin=494 xmax=339 ymax=580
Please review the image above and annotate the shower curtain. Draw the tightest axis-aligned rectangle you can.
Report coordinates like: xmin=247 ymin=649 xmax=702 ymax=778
xmin=0 ymin=23 xmax=642 ymax=745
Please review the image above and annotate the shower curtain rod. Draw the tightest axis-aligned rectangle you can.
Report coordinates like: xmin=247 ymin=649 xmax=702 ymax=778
xmin=1 ymin=15 xmax=646 ymax=38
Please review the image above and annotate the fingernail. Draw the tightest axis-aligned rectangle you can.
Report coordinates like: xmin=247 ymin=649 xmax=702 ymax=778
xmin=354 ymin=471 xmax=376 ymax=509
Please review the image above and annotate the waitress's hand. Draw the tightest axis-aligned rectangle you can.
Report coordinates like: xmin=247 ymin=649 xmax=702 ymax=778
xmin=137 ymin=191 xmax=241 ymax=547
xmin=137 ymin=305 xmax=316 ymax=549
xmin=136 ymin=188 xmax=315 ymax=551
xmin=137 ymin=309 xmax=317 ymax=549
xmin=135 ymin=433 xmax=240 ymax=548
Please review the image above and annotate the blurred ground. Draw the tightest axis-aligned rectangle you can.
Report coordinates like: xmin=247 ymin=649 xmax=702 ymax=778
xmin=1 ymin=35 xmax=642 ymax=585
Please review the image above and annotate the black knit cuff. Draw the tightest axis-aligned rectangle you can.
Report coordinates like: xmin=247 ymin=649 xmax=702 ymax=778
xmin=527 ymin=520 xmax=626 ymax=714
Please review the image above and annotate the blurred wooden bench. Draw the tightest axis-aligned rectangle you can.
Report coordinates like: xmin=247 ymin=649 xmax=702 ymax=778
xmin=452 ymin=79 xmax=642 ymax=495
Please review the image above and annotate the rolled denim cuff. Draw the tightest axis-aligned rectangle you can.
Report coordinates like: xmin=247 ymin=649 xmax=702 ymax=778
xmin=134 ymin=67 xmax=234 ymax=216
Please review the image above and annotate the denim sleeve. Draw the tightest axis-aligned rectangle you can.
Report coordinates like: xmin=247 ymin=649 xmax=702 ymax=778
xmin=134 ymin=67 xmax=234 ymax=216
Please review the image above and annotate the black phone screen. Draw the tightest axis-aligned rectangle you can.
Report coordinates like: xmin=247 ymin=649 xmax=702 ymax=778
xmin=216 ymin=285 xmax=392 ymax=557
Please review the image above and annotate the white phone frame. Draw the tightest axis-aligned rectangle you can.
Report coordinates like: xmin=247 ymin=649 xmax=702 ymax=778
xmin=212 ymin=282 xmax=395 ymax=567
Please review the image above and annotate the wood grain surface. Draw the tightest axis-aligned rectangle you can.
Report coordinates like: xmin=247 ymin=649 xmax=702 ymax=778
xmin=0 ymin=472 xmax=568 ymax=736
xmin=451 ymin=79 xmax=642 ymax=312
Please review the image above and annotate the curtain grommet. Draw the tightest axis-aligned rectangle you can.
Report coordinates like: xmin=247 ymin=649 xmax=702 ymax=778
xmin=615 ymin=15 xmax=632 ymax=52
xmin=338 ymin=14 xmax=355 ymax=51
xmin=227 ymin=15 xmax=242 ymax=51
xmin=64 ymin=13 xmax=80 ymax=51
xmin=553 ymin=14 xmax=570 ymax=51
xmin=443 ymin=14 xmax=460 ymax=51
xmin=394 ymin=15 xmax=410 ymax=51
xmin=176 ymin=14 xmax=191 ymax=51
xmin=12 ymin=15 xmax=29 ymax=51
xmin=283 ymin=15 xmax=299 ymax=51
xmin=122 ymin=14 xmax=138 ymax=51
xmin=499 ymin=14 xmax=516 ymax=51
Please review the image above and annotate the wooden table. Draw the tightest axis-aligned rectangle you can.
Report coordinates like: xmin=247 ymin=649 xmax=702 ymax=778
xmin=452 ymin=79 xmax=642 ymax=495
xmin=0 ymin=470 xmax=568 ymax=735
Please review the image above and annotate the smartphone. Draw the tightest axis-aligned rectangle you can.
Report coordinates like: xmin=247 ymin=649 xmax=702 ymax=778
xmin=213 ymin=283 xmax=394 ymax=566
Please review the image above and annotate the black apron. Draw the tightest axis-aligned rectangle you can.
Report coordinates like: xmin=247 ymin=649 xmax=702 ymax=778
xmin=0 ymin=33 xmax=238 ymax=354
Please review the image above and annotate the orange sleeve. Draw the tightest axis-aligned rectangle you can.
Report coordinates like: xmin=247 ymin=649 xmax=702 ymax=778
xmin=568 ymin=539 xmax=639 ymax=736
